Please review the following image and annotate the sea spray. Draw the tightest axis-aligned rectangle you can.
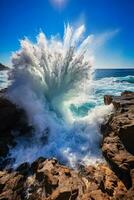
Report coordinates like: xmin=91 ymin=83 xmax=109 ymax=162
xmin=7 ymin=24 xmax=113 ymax=167
xmin=8 ymin=24 xmax=93 ymax=130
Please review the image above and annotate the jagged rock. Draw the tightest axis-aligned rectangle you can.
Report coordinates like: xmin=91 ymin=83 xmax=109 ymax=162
xmin=0 ymin=158 xmax=86 ymax=200
xmin=104 ymin=95 xmax=113 ymax=105
xmin=81 ymin=163 xmax=127 ymax=199
xmin=0 ymin=158 xmax=131 ymax=200
xmin=1 ymin=159 xmax=126 ymax=200
xmin=0 ymin=171 xmax=25 ymax=200
xmin=102 ymin=91 xmax=134 ymax=191
xmin=36 ymin=159 xmax=85 ymax=199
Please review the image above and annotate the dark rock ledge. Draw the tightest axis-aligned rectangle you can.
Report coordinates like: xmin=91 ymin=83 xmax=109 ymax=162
xmin=0 ymin=97 xmax=33 ymax=169
xmin=0 ymin=91 xmax=133 ymax=199
xmin=0 ymin=63 xmax=9 ymax=71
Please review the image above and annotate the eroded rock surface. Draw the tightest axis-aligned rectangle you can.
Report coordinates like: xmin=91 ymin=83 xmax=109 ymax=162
xmin=102 ymin=91 xmax=134 ymax=192
xmin=0 ymin=158 xmax=127 ymax=200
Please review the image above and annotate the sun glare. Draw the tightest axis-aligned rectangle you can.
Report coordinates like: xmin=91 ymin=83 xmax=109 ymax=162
xmin=50 ymin=0 xmax=68 ymax=9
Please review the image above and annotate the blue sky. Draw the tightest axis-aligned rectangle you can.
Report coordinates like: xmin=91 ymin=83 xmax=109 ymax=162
xmin=0 ymin=0 xmax=134 ymax=68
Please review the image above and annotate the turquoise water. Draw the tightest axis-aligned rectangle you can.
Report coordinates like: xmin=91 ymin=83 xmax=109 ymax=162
xmin=1 ymin=69 xmax=134 ymax=117
xmin=70 ymin=69 xmax=134 ymax=117
xmin=0 ymin=68 xmax=134 ymax=167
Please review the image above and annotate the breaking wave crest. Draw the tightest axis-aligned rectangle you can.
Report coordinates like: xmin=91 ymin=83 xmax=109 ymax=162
xmin=117 ymin=75 xmax=134 ymax=84
xmin=7 ymin=24 xmax=113 ymax=168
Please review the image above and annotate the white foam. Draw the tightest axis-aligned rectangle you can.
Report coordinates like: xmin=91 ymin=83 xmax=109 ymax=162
xmin=7 ymin=24 xmax=113 ymax=168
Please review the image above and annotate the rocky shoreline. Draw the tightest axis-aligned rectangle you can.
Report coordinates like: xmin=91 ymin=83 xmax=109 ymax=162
xmin=0 ymin=91 xmax=134 ymax=199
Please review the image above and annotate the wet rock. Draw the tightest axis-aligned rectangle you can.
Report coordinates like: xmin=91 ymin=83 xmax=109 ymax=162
xmin=81 ymin=163 xmax=127 ymax=199
xmin=31 ymin=157 xmax=46 ymax=173
xmin=0 ymin=97 xmax=33 ymax=162
xmin=0 ymin=159 xmax=86 ymax=200
xmin=0 ymin=158 xmax=130 ymax=200
xmin=0 ymin=171 xmax=25 ymax=200
xmin=102 ymin=91 xmax=134 ymax=190
xmin=36 ymin=159 xmax=85 ymax=198
xmin=104 ymin=95 xmax=113 ymax=105
xmin=16 ymin=162 xmax=31 ymax=176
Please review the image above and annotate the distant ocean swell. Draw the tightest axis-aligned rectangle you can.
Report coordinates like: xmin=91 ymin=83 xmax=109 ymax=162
xmin=117 ymin=75 xmax=134 ymax=83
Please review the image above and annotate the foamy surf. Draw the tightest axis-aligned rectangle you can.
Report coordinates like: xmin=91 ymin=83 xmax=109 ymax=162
xmin=6 ymin=24 xmax=113 ymax=168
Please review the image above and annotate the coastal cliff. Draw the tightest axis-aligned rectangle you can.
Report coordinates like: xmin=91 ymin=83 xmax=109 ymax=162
xmin=0 ymin=91 xmax=134 ymax=200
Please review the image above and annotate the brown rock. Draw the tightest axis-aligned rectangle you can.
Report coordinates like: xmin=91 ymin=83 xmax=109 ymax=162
xmin=36 ymin=159 xmax=85 ymax=198
xmin=82 ymin=189 xmax=110 ymax=200
xmin=0 ymin=158 xmax=87 ymax=200
xmin=0 ymin=158 xmax=130 ymax=200
xmin=50 ymin=187 xmax=79 ymax=200
xmin=104 ymin=95 xmax=113 ymax=105
xmin=102 ymin=91 xmax=134 ymax=190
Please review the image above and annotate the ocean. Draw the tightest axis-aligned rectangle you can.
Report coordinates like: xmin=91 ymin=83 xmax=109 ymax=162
xmin=94 ymin=68 xmax=134 ymax=79
xmin=0 ymin=27 xmax=134 ymax=168
xmin=0 ymin=68 xmax=133 ymax=168
xmin=70 ymin=68 xmax=134 ymax=117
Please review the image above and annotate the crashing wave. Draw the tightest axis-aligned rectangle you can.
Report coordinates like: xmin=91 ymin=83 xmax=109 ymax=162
xmin=7 ymin=24 xmax=113 ymax=168
xmin=8 ymin=24 xmax=94 ymax=127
